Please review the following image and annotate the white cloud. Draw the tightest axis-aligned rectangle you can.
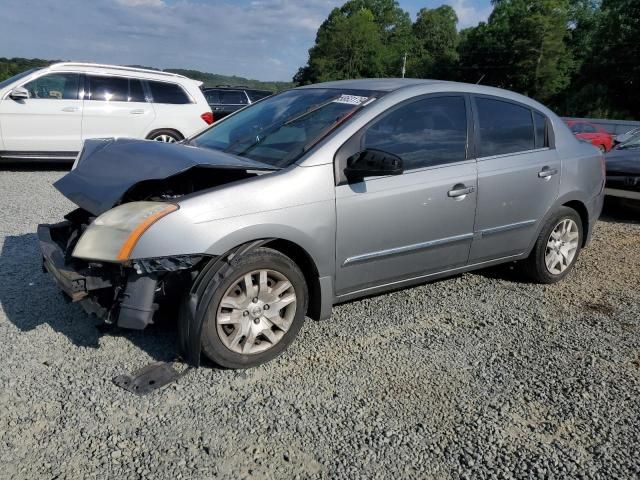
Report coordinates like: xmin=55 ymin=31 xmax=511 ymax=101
xmin=448 ymin=0 xmax=492 ymax=28
xmin=116 ymin=0 xmax=165 ymax=7
xmin=0 ymin=0 xmax=342 ymax=81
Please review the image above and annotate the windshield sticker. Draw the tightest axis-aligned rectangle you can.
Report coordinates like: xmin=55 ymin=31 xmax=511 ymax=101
xmin=333 ymin=94 xmax=370 ymax=105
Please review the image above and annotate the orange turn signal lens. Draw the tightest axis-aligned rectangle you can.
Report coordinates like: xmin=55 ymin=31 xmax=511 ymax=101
xmin=116 ymin=204 xmax=178 ymax=261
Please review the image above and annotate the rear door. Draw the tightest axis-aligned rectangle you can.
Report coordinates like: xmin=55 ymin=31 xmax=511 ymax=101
xmin=469 ymin=96 xmax=560 ymax=262
xmin=0 ymin=72 xmax=82 ymax=155
xmin=82 ymin=74 xmax=155 ymax=141
xmin=335 ymin=94 xmax=478 ymax=295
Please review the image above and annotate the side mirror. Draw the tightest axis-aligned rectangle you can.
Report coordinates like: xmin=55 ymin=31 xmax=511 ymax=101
xmin=9 ymin=87 xmax=29 ymax=100
xmin=344 ymin=148 xmax=403 ymax=181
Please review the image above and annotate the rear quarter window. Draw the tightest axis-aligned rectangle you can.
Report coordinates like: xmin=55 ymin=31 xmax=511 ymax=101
xmin=476 ymin=97 xmax=535 ymax=157
xmin=148 ymin=81 xmax=192 ymax=104
xmin=533 ymin=111 xmax=548 ymax=149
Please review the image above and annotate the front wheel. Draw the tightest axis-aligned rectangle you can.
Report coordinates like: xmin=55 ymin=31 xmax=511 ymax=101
xmin=523 ymin=207 xmax=583 ymax=283
xmin=199 ymin=248 xmax=308 ymax=369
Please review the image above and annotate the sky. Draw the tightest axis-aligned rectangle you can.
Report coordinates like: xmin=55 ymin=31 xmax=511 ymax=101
xmin=0 ymin=0 xmax=493 ymax=81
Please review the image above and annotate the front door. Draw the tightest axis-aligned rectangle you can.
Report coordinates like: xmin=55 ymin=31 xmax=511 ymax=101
xmin=0 ymin=72 xmax=82 ymax=154
xmin=335 ymin=95 xmax=478 ymax=295
xmin=469 ymin=96 xmax=560 ymax=262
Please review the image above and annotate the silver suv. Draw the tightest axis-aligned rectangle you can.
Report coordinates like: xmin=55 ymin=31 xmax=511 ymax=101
xmin=39 ymin=79 xmax=605 ymax=368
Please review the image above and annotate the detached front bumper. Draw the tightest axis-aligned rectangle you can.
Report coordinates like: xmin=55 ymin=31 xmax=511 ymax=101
xmin=38 ymin=222 xmax=156 ymax=329
xmin=38 ymin=221 xmax=202 ymax=330
xmin=38 ymin=222 xmax=113 ymax=302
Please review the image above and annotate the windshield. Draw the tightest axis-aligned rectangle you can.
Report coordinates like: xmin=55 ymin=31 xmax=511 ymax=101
xmin=189 ymin=88 xmax=380 ymax=167
xmin=618 ymin=132 xmax=640 ymax=149
xmin=0 ymin=68 xmax=39 ymax=90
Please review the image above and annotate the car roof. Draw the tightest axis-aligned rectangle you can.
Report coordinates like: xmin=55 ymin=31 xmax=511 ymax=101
xmin=203 ymin=86 xmax=272 ymax=92
xmin=297 ymin=78 xmax=446 ymax=92
xmin=46 ymin=62 xmax=200 ymax=85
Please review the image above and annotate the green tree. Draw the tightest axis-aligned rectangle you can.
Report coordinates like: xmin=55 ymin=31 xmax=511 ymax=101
xmin=458 ymin=0 xmax=573 ymax=103
xmin=586 ymin=0 xmax=640 ymax=118
xmin=409 ymin=5 xmax=459 ymax=79
xmin=294 ymin=0 xmax=411 ymax=84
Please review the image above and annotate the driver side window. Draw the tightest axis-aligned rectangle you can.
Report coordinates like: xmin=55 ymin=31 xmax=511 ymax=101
xmin=363 ymin=95 xmax=468 ymax=170
xmin=23 ymin=73 xmax=80 ymax=100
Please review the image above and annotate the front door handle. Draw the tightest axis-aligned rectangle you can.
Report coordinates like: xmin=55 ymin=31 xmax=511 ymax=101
xmin=130 ymin=109 xmax=145 ymax=115
xmin=61 ymin=106 xmax=79 ymax=112
xmin=448 ymin=184 xmax=475 ymax=198
xmin=538 ymin=166 xmax=558 ymax=178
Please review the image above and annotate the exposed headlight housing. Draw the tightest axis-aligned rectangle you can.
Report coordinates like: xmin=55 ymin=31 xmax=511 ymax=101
xmin=73 ymin=202 xmax=178 ymax=262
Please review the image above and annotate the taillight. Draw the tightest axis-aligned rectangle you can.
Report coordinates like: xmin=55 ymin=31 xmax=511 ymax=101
xmin=201 ymin=112 xmax=214 ymax=125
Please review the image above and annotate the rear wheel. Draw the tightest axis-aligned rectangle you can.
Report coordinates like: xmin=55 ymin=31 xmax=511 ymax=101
xmin=523 ymin=207 xmax=583 ymax=283
xmin=200 ymin=248 xmax=308 ymax=369
xmin=147 ymin=129 xmax=183 ymax=143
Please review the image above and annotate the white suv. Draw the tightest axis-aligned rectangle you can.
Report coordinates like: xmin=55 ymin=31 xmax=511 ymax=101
xmin=0 ymin=62 xmax=213 ymax=161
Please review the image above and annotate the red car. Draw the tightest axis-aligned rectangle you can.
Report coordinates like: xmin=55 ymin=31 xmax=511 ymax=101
xmin=565 ymin=120 xmax=613 ymax=152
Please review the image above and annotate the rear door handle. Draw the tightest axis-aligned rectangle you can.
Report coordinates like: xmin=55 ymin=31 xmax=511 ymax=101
xmin=448 ymin=184 xmax=475 ymax=198
xmin=538 ymin=167 xmax=558 ymax=178
xmin=130 ymin=109 xmax=145 ymax=115
xmin=61 ymin=106 xmax=79 ymax=112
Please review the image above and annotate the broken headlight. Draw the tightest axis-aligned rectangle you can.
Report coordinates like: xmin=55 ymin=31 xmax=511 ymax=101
xmin=72 ymin=202 xmax=178 ymax=262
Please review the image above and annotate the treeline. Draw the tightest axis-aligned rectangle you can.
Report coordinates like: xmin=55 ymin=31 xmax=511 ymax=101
xmin=295 ymin=0 xmax=639 ymax=120
xmin=0 ymin=58 xmax=293 ymax=92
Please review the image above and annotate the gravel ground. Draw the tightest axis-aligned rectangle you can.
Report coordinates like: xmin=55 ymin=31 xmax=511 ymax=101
xmin=1 ymin=167 xmax=639 ymax=480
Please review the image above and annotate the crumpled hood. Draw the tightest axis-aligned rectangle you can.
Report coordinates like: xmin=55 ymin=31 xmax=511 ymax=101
xmin=54 ymin=138 xmax=276 ymax=216
xmin=605 ymin=148 xmax=640 ymax=175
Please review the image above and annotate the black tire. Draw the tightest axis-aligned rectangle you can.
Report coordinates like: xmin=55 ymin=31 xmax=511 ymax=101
xmin=199 ymin=247 xmax=308 ymax=369
xmin=523 ymin=207 xmax=583 ymax=284
xmin=146 ymin=129 xmax=183 ymax=143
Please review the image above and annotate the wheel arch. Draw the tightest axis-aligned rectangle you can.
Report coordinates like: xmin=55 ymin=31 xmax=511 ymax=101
xmin=145 ymin=127 xmax=185 ymax=140
xmin=525 ymin=194 xmax=591 ymax=257
xmin=562 ymin=199 xmax=589 ymax=247
xmin=262 ymin=238 xmax=323 ymax=321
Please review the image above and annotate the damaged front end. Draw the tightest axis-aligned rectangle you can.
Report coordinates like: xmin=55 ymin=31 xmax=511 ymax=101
xmin=38 ymin=209 xmax=205 ymax=330
xmin=38 ymin=137 xmax=280 ymax=364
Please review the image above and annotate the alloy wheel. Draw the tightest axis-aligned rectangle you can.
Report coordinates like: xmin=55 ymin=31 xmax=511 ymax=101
xmin=545 ymin=218 xmax=579 ymax=275
xmin=153 ymin=134 xmax=177 ymax=143
xmin=216 ymin=269 xmax=297 ymax=355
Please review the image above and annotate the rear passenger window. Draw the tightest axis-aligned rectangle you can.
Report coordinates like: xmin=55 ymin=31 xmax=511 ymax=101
xmin=87 ymin=75 xmax=128 ymax=102
xmin=148 ymin=81 xmax=191 ymax=104
xmin=129 ymin=79 xmax=146 ymax=102
xmin=87 ymin=76 xmax=146 ymax=102
xmin=363 ymin=96 xmax=468 ymax=170
xmin=533 ymin=111 xmax=547 ymax=148
xmin=476 ymin=98 xmax=534 ymax=156
xmin=220 ymin=91 xmax=248 ymax=105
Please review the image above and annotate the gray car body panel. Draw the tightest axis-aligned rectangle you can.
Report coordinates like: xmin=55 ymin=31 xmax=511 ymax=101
xmin=57 ymin=79 xmax=604 ymax=318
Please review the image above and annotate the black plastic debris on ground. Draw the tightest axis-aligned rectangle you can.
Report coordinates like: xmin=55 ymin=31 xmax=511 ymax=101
xmin=113 ymin=362 xmax=190 ymax=395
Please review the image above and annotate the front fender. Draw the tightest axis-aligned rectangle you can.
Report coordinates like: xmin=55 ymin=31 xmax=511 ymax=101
xmin=131 ymin=199 xmax=336 ymax=278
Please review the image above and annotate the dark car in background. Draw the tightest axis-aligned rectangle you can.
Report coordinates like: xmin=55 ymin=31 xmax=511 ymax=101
xmin=202 ymin=86 xmax=272 ymax=121
xmin=605 ymin=132 xmax=640 ymax=201
xmin=565 ymin=119 xmax=614 ymax=152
